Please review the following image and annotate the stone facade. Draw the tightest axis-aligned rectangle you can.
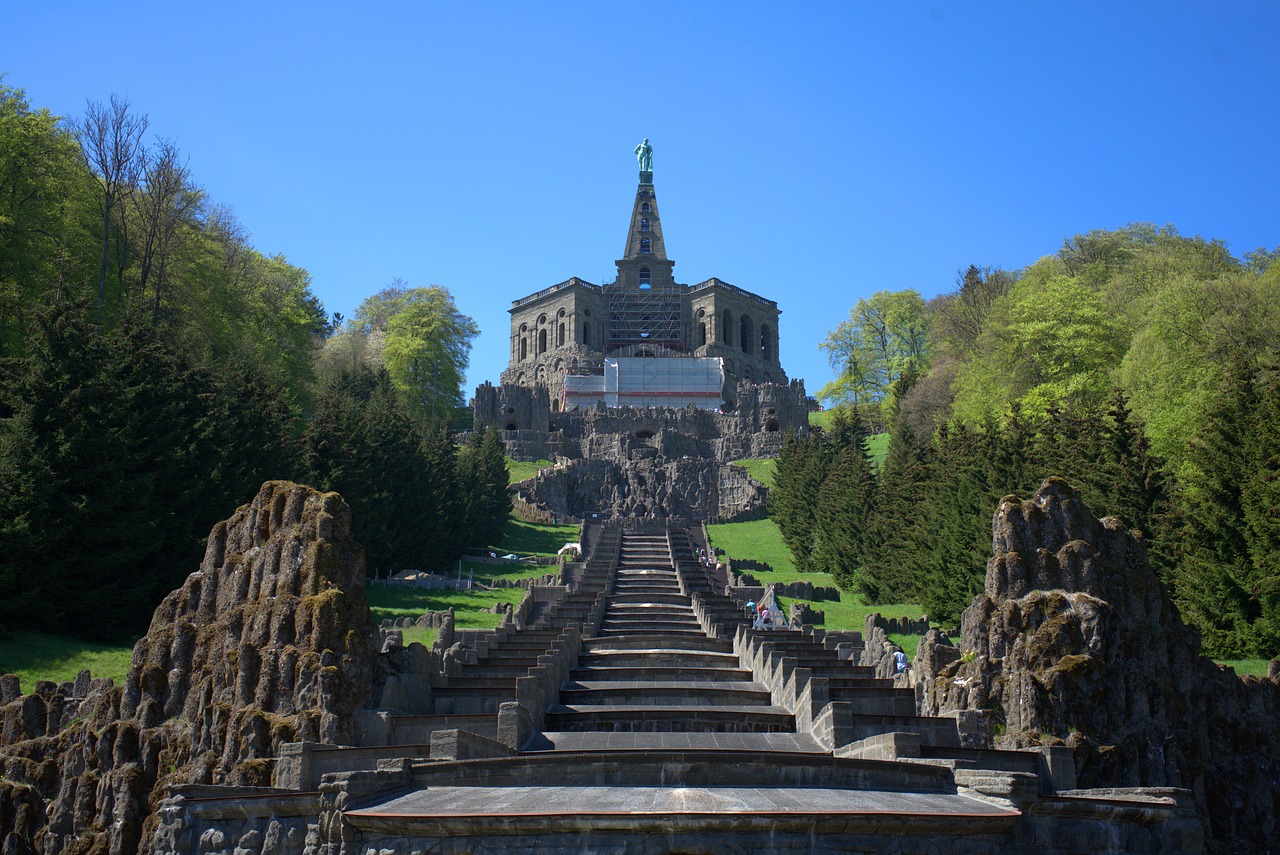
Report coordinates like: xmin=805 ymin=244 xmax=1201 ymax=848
xmin=499 ymin=175 xmax=786 ymax=406
xmin=474 ymin=165 xmax=808 ymax=523
xmin=475 ymin=378 xmax=808 ymax=465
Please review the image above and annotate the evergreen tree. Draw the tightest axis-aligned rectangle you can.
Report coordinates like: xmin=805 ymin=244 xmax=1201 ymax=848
xmin=0 ymin=303 xmax=222 ymax=639
xmin=770 ymin=429 xmax=834 ymax=572
xmin=420 ymin=426 xmax=464 ymax=567
xmin=458 ymin=426 xmax=511 ymax=550
xmin=813 ymin=436 xmax=877 ymax=595
xmin=302 ymin=365 xmax=434 ymax=574
xmin=858 ymin=415 xmax=930 ymax=603
xmin=911 ymin=423 xmax=992 ymax=625
xmin=1173 ymin=362 xmax=1280 ymax=656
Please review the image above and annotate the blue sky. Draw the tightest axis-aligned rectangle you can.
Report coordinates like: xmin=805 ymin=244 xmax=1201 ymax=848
xmin=4 ymin=2 xmax=1278 ymax=395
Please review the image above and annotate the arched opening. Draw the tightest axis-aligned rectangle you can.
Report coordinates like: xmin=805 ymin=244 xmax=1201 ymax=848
xmin=557 ymin=322 xmax=565 ymax=347
xmin=640 ymin=238 xmax=651 ymax=254
xmin=760 ymin=324 xmax=771 ymax=359
xmin=504 ymin=422 xmax=517 ymax=431
xmin=640 ymin=218 xmax=650 ymax=232
xmin=635 ymin=429 xmax=656 ymax=440
xmin=550 ymin=398 xmax=560 ymax=412
xmin=641 ymin=201 xmax=650 ymax=212
xmin=583 ymin=323 xmax=591 ymax=346
xmin=538 ymin=329 xmax=547 ymax=354
xmin=765 ymin=418 xmax=779 ymax=432
xmin=722 ymin=310 xmax=733 ymax=347
xmin=740 ymin=315 xmax=753 ymax=354
xmin=519 ymin=337 xmax=527 ymax=360
xmin=639 ymin=267 xmax=651 ymax=288
xmin=698 ymin=321 xmax=707 ymax=346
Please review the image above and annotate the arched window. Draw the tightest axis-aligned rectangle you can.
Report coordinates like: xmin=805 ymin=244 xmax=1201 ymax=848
xmin=698 ymin=322 xmax=707 ymax=346
xmin=558 ymin=322 xmax=565 ymax=347
xmin=740 ymin=315 xmax=753 ymax=354
xmin=640 ymin=218 xmax=650 ymax=232
xmin=519 ymin=337 xmax=527 ymax=360
xmin=639 ymin=268 xmax=651 ymax=288
xmin=640 ymin=238 xmax=651 ymax=254
xmin=582 ymin=323 xmax=591 ymax=346
xmin=722 ymin=310 xmax=733 ymax=346
xmin=538 ymin=329 xmax=547 ymax=354
xmin=760 ymin=324 xmax=771 ymax=359
xmin=641 ymin=201 xmax=650 ymax=212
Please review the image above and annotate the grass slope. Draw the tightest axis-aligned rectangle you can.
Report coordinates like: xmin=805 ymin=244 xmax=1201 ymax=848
xmin=0 ymin=632 xmax=135 ymax=695
xmin=506 ymin=457 xmax=553 ymax=484
xmin=705 ymin=517 xmax=924 ymax=632
xmin=731 ymin=458 xmax=777 ymax=489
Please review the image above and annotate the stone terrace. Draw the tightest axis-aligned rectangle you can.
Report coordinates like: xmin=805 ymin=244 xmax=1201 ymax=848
xmin=150 ymin=520 xmax=1204 ymax=853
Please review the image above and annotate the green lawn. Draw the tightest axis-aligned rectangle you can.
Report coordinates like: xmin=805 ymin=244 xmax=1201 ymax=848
xmin=507 ymin=457 xmax=553 ymax=484
xmin=1216 ymin=659 xmax=1271 ymax=677
xmin=706 ymin=517 xmax=925 ymax=633
xmin=366 ymin=585 xmax=528 ymax=631
xmin=0 ymin=631 xmax=135 ymax=695
xmin=808 ymin=409 xmax=836 ymax=430
xmin=493 ymin=516 xmax=580 ymax=556
xmin=731 ymin=458 xmax=777 ymax=489
xmin=707 ymin=517 xmax=800 ymax=578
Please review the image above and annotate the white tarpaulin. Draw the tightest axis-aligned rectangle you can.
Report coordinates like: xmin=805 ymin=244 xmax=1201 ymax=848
xmin=563 ymin=357 xmax=723 ymax=410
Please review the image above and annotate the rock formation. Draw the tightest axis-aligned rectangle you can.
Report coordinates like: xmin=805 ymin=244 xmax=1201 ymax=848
xmin=513 ymin=456 xmax=768 ymax=523
xmin=914 ymin=477 xmax=1280 ymax=851
xmin=480 ymin=380 xmax=801 ymax=521
xmin=0 ymin=482 xmax=376 ymax=855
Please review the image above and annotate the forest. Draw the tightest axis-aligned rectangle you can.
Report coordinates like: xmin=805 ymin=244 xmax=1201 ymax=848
xmin=0 ymin=83 xmax=508 ymax=642
xmin=774 ymin=234 xmax=1280 ymax=659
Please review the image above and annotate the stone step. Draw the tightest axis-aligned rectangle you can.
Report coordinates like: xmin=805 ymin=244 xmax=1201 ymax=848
xmin=527 ymin=731 xmax=827 ymax=753
xmin=544 ymin=703 xmax=796 ymax=733
xmin=607 ymin=592 xmax=692 ymax=606
xmin=558 ymin=681 xmax=773 ymax=707
xmin=583 ymin=632 xmax=727 ymax=650
xmin=599 ymin=617 xmax=702 ymax=630
xmin=596 ymin=628 xmax=709 ymax=639
xmin=571 ymin=665 xmax=753 ymax=682
xmin=577 ymin=650 xmax=742 ymax=669
xmin=583 ymin=634 xmax=732 ymax=653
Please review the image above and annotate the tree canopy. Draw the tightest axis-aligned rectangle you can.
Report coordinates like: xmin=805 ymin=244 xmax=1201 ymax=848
xmin=0 ymin=82 xmax=505 ymax=641
xmin=795 ymin=225 xmax=1280 ymax=656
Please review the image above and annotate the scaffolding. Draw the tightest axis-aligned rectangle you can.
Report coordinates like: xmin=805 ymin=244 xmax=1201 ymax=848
xmin=603 ymin=279 xmax=683 ymax=352
xmin=564 ymin=357 xmax=723 ymax=410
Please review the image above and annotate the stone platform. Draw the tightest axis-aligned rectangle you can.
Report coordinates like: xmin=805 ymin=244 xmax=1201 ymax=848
xmin=149 ymin=521 xmax=1204 ymax=854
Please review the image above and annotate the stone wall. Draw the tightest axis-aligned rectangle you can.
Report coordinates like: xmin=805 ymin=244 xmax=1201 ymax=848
xmin=497 ymin=277 xmax=785 ymax=399
xmin=513 ymin=457 xmax=767 ymax=523
xmin=478 ymin=380 xmax=807 ymax=464
xmin=912 ymin=477 xmax=1280 ymax=852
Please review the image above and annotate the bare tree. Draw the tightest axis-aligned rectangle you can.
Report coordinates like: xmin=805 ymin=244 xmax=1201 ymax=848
xmin=77 ymin=95 xmax=148 ymax=325
xmin=132 ymin=138 xmax=200 ymax=326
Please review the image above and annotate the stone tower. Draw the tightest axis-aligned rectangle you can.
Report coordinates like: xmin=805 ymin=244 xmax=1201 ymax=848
xmin=499 ymin=161 xmax=787 ymax=407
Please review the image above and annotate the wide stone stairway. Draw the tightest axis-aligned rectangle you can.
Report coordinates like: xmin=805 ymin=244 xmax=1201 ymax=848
xmin=534 ymin=532 xmax=817 ymax=750
xmin=337 ymin=523 xmax=1208 ymax=853
xmin=174 ymin=520 xmax=1201 ymax=854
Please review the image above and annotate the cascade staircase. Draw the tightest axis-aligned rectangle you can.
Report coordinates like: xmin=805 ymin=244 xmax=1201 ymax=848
xmin=183 ymin=520 xmax=1199 ymax=854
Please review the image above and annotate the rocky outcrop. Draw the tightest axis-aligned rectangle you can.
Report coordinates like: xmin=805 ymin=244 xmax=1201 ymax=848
xmin=514 ymin=457 xmax=767 ymax=523
xmin=0 ymin=481 xmax=376 ymax=855
xmin=914 ymin=477 xmax=1280 ymax=851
